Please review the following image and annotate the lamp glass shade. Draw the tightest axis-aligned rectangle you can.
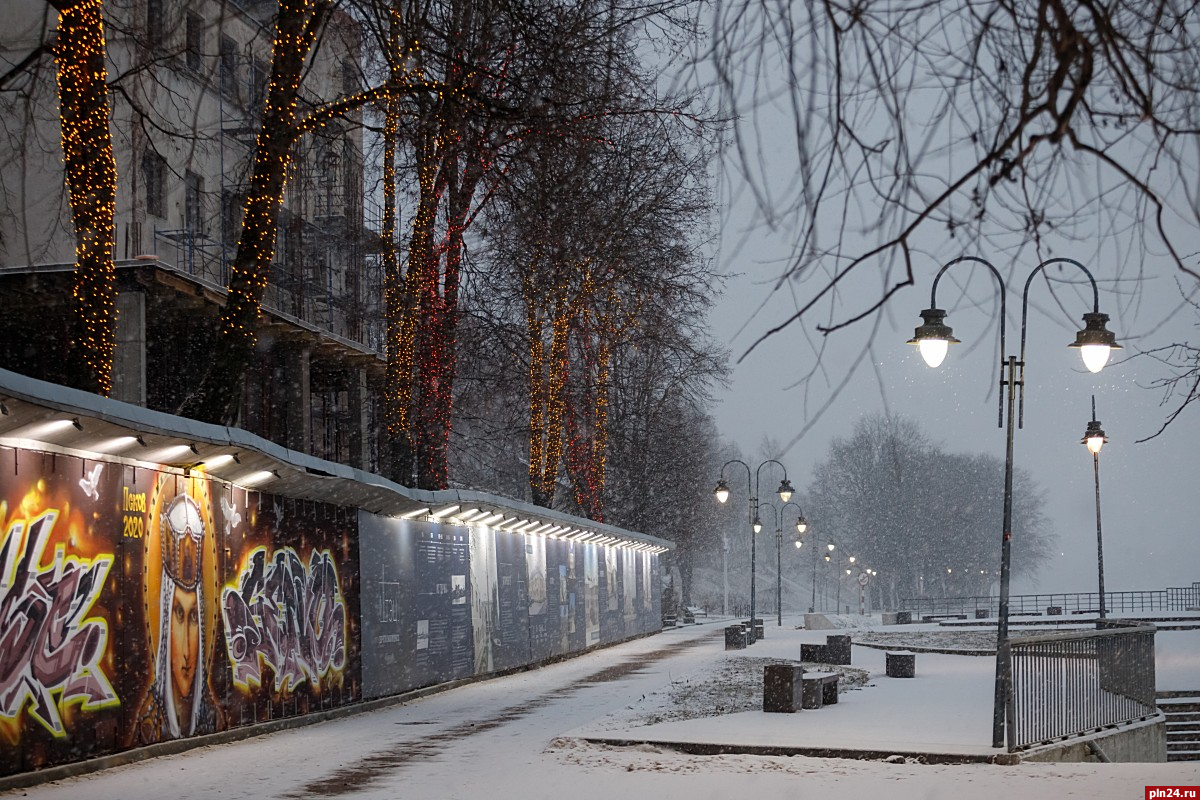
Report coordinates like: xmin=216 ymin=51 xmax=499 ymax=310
xmin=827 ymin=543 xmax=836 ymax=551
xmin=796 ymin=518 xmax=808 ymax=534
xmin=752 ymin=517 xmax=762 ymax=534
xmin=919 ymin=338 xmax=950 ymax=368
xmin=1080 ymin=344 xmax=1111 ymax=373
xmin=778 ymin=479 xmax=794 ymax=504
xmin=714 ymin=480 xmax=730 ymax=504
xmin=1070 ymin=311 xmax=1121 ymax=373
xmin=1082 ymin=418 xmax=1107 ymax=453
xmin=794 ymin=540 xmax=803 ymax=549
xmin=907 ymin=308 xmax=959 ymax=368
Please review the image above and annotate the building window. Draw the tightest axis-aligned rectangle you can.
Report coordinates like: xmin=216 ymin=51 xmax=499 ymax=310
xmin=185 ymin=12 xmax=203 ymax=73
xmin=221 ymin=190 xmax=243 ymax=247
xmin=185 ymin=171 xmax=205 ymax=235
xmin=219 ymin=35 xmax=239 ymax=102
xmin=146 ymin=0 xmax=163 ymax=48
xmin=341 ymin=58 xmax=358 ymax=97
xmin=142 ymin=149 xmax=166 ymax=218
xmin=251 ymin=59 xmax=269 ymax=117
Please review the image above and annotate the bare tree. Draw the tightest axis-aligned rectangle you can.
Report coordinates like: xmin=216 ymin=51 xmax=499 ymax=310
xmin=707 ymin=1 xmax=1200 ymax=352
xmin=805 ymin=413 xmax=1054 ymax=605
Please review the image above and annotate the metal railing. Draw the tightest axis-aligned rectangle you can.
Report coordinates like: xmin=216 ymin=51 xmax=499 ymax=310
xmin=900 ymin=583 xmax=1200 ymax=617
xmin=1007 ymin=620 xmax=1158 ymax=750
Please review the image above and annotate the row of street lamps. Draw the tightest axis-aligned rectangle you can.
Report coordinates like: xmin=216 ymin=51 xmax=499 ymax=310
xmin=906 ymin=255 xmax=1119 ymax=749
xmin=713 ymin=255 xmax=1119 ymax=751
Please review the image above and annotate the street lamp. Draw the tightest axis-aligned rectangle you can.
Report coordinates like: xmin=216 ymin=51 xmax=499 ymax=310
xmin=1082 ymin=395 xmax=1109 ymax=619
xmin=907 ymin=255 xmax=1121 ymax=750
xmin=713 ymin=459 xmax=792 ymax=644
xmin=811 ymin=540 xmax=835 ymax=612
xmin=761 ymin=500 xmax=809 ymax=626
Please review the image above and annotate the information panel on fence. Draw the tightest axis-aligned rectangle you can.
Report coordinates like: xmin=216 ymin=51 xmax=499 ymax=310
xmin=0 ymin=447 xmax=361 ymax=777
xmin=359 ymin=514 xmax=661 ymax=701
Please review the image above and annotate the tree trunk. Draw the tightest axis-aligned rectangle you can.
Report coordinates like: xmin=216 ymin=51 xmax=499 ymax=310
xmin=55 ymin=0 xmax=117 ymax=396
xmin=526 ymin=276 xmax=570 ymax=507
xmin=179 ymin=0 xmax=323 ymax=424
xmin=381 ymin=10 xmax=415 ymax=483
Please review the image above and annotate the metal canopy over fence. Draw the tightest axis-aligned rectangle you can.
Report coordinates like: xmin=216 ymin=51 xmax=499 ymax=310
xmin=0 ymin=367 xmax=671 ymax=553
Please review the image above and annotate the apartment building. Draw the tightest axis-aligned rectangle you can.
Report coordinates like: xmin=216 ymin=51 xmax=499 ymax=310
xmin=0 ymin=0 xmax=384 ymax=471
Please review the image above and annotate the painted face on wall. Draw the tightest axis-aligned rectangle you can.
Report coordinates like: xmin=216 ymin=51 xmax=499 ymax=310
xmin=170 ymin=584 xmax=200 ymax=698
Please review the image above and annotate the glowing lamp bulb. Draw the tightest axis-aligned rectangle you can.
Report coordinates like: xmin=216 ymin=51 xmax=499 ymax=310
xmin=919 ymin=338 xmax=949 ymax=368
xmin=1079 ymin=344 xmax=1111 ymax=374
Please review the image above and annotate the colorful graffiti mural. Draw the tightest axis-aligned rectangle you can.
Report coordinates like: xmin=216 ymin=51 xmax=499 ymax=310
xmin=0 ymin=448 xmax=361 ymax=777
xmin=222 ymin=546 xmax=347 ymax=693
xmin=0 ymin=509 xmax=117 ymax=738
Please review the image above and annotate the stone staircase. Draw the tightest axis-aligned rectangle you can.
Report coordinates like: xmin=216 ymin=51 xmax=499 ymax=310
xmin=1158 ymin=691 xmax=1200 ymax=761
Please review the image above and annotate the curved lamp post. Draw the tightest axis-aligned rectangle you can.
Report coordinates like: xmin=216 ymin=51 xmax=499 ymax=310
xmin=1082 ymin=396 xmax=1109 ymax=619
xmin=714 ymin=459 xmax=793 ymax=644
xmin=760 ymin=500 xmax=809 ymax=626
xmin=907 ymin=256 xmax=1121 ymax=750
xmin=813 ymin=540 xmax=835 ymax=612
xmin=836 ymin=555 xmax=857 ymax=613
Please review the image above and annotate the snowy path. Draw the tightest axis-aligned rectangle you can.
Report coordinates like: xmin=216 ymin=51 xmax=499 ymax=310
xmin=7 ymin=621 xmax=1198 ymax=800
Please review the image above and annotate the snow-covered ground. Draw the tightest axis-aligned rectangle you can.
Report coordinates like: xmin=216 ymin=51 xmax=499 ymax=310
xmin=6 ymin=617 xmax=1198 ymax=800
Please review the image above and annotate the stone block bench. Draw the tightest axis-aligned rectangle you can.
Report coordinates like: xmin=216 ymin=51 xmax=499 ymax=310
xmin=885 ymin=650 xmax=916 ymax=678
xmin=725 ymin=624 xmax=747 ymax=650
xmin=763 ymin=664 xmax=804 ymax=712
xmin=802 ymin=671 xmax=840 ymax=709
xmin=762 ymin=665 xmax=841 ymax=712
xmin=801 ymin=634 xmax=852 ymax=665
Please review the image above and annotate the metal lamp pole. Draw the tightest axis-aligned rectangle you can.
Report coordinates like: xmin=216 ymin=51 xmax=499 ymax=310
xmin=759 ymin=501 xmax=783 ymax=627
xmin=1082 ymin=396 xmax=1109 ymax=619
xmin=714 ymin=459 xmax=793 ymax=644
xmin=907 ymin=256 xmax=1121 ymax=749
xmin=765 ymin=500 xmax=808 ymax=626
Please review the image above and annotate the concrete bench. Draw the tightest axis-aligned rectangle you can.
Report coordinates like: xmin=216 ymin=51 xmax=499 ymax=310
xmin=885 ymin=650 xmax=916 ymax=678
xmin=742 ymin=618 xmax=765 ymax=641
xmin=801 ymin=634 xmax=852 ymax=665
xmin=725 ymin=624 xmax=747 ymax=650
xmin=762 ymin=664 xmax=804 ymax=713
xmin=920 ymin=614 xmax=967 ymax=623
xmin=825 ymin=634 xmax=851 ymax=664
xmin=802 ymin=671 xmax=839 ymax=709
xmin=800 ymin=642 xmax=828 ymax=662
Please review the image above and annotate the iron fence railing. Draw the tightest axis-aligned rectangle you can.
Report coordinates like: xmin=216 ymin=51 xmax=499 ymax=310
xmin=1007 ymin=620 xmax=1158 ymax=750
xmin=900 ymin=583 xmax=1199 ymax=617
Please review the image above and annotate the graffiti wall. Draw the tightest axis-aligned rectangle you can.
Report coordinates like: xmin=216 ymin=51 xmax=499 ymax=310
xmin=0 ymin=441 xmax=660 ymax=778
xmin=0 ymin=447 xmax=360 ymax=777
